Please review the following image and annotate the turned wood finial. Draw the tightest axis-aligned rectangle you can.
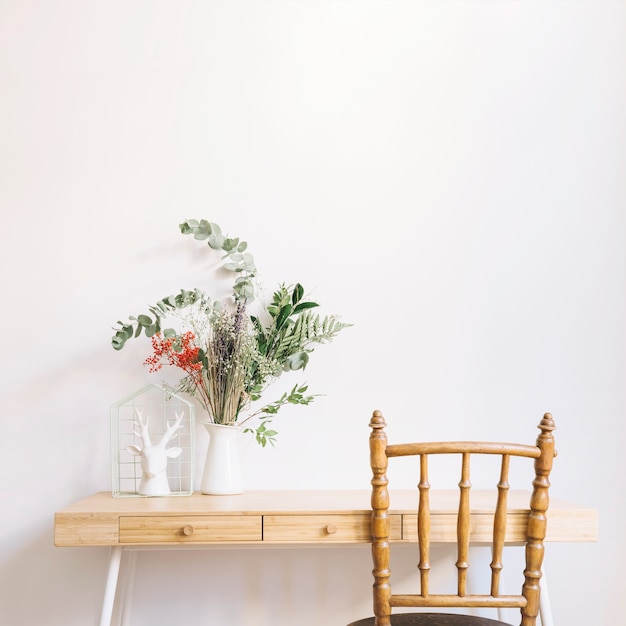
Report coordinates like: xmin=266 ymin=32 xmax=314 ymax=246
xmin=538 ymin=412 xmax=556 ymax=434
xmin=369 ymin=410 xmax=389 ymax=473
xmin=370 ymin=409 xmax=387 ymax=430
xmin=536 ymin=412 xmax=557 ymax=457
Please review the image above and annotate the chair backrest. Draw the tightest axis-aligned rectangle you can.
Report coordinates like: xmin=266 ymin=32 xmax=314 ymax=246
xmin=368 ymin=411 xmax=556 ymax=626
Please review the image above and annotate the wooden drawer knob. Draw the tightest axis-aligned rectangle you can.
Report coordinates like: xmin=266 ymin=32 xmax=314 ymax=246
xmin=182 ymin=524 xmax=195 ymax=536
xmin=325 ymin=524 xmax=337 ymax=535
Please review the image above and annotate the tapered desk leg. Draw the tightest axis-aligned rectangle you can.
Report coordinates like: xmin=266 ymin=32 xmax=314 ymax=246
xmin=539 ymin=568 xmax=554 ymax=626
xmin=99 ymin=546 xmax=124 ymax=626
xmin=120 ymin=550 xmax=138 ymax=626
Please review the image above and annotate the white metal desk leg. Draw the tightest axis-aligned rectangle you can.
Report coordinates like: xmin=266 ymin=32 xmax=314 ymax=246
xmin=99 ymin=546 xmax=124 ymax=626
xmin=119 ymin=550 xmax=138 ymax=626
xmin=539 ymin=567 xmax=554 ymax=626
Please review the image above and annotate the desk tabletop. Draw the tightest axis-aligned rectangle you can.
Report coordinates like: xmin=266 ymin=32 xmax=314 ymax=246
xmin=54 ymin=489 xmax=591 ymax=514
xmin=54 ymin=490 xmax=598 ymax=547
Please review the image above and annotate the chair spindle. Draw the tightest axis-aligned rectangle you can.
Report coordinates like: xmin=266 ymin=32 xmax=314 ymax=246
xmin=491 ymin=454 xmax=510 ymax=596
xmin=418 ymin=454 xmax=431 ymax=597
xmin=456 ymin=452 xmax=471 ymax=596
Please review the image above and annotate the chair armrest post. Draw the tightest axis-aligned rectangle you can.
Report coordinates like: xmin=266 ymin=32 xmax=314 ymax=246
xmin=370 ymin=410 xmax=391 ymax=626
xmin=522 ymin=413 xmax=556 ymax=626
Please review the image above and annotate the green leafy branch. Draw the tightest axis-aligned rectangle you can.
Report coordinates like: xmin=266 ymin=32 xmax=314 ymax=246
xmin=242 ymin=383 xmax=316 ymax=447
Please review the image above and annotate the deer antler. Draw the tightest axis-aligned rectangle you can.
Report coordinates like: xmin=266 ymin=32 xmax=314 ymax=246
xmin=132 ymin=408 xmax=152 ymax=447
xmin=157 ymin=411 xmax=184 ymax=448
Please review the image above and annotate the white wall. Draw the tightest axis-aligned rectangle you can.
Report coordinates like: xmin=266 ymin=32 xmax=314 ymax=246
xmin=0 ymin=1 xmax=623 ymax=624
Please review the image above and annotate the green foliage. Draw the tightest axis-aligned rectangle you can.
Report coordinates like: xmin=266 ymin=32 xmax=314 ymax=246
xmin=244 ymin=384 xmax=315 ymax=447
xmin=252 ymin=283 xmax=351 ymax=374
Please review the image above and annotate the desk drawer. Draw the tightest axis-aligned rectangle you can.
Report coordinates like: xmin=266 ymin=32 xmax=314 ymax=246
xmin=119 ymin=515 xmax=262 ymax=544
xmin=263 ymin=514 xmax=402 ymax=543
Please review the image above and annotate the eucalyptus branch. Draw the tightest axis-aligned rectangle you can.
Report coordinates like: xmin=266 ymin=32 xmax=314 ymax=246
xmin=112 ymin=219 xmax=259 ymax=351
xmin=179 ymin=219 xmax=257 ymax=302
xmin=111 ymin=289 xmax=213 ymax=351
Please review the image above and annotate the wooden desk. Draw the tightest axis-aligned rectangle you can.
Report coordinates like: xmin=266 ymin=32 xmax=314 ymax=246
xmin=54 ymin=490 xmax=598 ymax=625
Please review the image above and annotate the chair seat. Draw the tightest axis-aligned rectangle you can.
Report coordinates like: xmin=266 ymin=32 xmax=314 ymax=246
xmin=347 ymin=613 xmax=511 ymax=626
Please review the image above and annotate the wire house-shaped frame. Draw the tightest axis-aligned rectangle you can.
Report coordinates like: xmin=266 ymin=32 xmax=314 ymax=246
xmin=111 ymin=384 xmax=195 ymax=497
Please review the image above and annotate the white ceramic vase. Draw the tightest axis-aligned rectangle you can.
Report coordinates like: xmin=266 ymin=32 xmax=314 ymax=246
xmin=200 ymin=422 xmax=244 ymax=495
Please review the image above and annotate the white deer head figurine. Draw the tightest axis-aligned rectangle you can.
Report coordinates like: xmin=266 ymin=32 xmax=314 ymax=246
xmin=127 ymin=409 xmax=184 ymax=496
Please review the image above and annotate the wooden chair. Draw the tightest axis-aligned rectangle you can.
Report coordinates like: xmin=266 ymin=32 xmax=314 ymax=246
xmin=348 ymin=411 xmax=556 ymax=626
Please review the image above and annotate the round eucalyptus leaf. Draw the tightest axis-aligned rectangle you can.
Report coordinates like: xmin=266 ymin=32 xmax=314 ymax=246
xmin=222 ymin=237 xmax=239 ymax=252
xmin=180 ymin=219 xmax=198 ymax=232
xmin=208 ymin=233 xmax=225 ymax=250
